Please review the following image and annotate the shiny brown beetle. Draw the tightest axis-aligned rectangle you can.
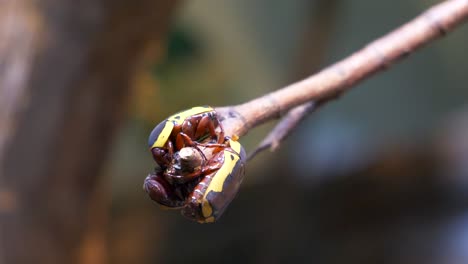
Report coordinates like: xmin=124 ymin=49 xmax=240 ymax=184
xmin=144 ymin=138 xmax=246 ymax=223
xmin=148 ymin=106 xmax=225 ymax=168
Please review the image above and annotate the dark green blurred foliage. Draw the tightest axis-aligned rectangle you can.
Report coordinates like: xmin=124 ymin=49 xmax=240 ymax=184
xmin=153 ymin=27 xmax=202 ymax=76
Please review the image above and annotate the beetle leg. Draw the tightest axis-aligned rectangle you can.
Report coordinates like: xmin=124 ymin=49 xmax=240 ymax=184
xmin=166 ymin=169 xmax=204 ymax=184
xmin=197 ymin=142 xmax=226 ymax=148
xmin=144 ymin=172 xmax=186 ymax=208
xmin=200 ymin=151 xmax=224 ymax=175
xmin=195 ymin=115 xmax=222 ymax=142
xmin=175 ymin=133 xmax=185 ymax=150
xmin=181 ymin=119 xmax=196 ymax=139
xmin=178 ymin=133 xmax=226 ymax=159
xmin=217 ymin=120 xmax=225 ymax=144
xmin=177 ymin=132 xmax=213 ymax=160
xmin=176 ymin=132 xmax=198 ymax=151
xmin=194 ymin=116 xmax=210 ymax=140
xmin=151 ymin=147 xmax=171 ymax=168
xmin=217 ymin=131 xmax=225 ymax=144
xmin=167 ymin=140 xmax=174 ymax=157
xmin=179 ymin=132 xmax=196 ymax=146
xmin=201 ymin=162 xmax=223 ymax=176
xmin=195 ymin=143 xmax=226 ymax=157
xmin=199 ymin=114 xmax=226 ymax=144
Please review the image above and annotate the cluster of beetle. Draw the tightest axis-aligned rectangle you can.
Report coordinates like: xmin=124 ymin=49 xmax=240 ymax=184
xmin=144 ymin=106 xmax=246 ymax=223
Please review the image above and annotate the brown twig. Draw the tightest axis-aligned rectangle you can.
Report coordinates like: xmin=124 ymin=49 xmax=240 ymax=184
xmin=248 ymin=0 xmax=338 ymax=159
xmin=246 ymin=101 xmax=316 ymax=160
xmin=216 ymin=0 xmax=468 ymax=152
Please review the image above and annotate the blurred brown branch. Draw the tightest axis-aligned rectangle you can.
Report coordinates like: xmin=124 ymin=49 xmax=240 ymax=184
xmin=0 ymin=1 xmax=179 ymax=263
xmin=217 ymin=0 xmax=468 ymax=154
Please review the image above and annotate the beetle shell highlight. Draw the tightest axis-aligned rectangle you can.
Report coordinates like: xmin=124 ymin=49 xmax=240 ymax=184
xmin=181 ymin=139 xmax=246 ymax=223
xmin=148 ymin=106 xmax=215 ymax=149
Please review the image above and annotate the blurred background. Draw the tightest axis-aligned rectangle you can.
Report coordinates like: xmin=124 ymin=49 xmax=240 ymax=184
xmin=1 ymin=0 xmax=468 ymax=263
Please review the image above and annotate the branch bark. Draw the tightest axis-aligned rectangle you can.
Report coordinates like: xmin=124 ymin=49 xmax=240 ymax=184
xmin=248 ymin=0 xmax=338 ymax=159
xmin=217 ymin=0 xmax=468 ymax=143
